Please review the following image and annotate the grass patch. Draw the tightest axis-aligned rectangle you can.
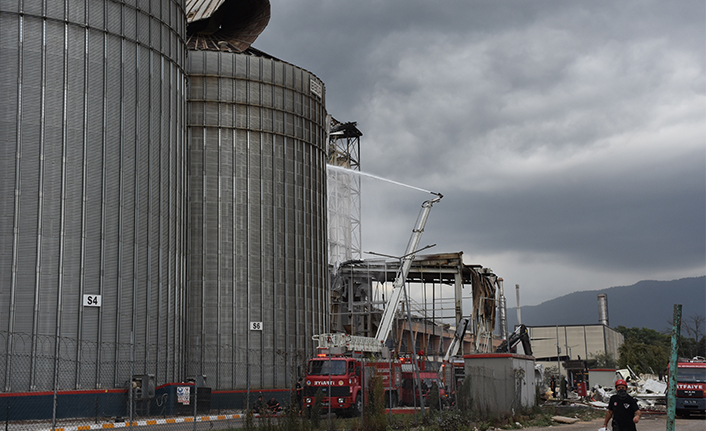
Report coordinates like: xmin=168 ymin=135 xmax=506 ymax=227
xmin=230 ymin=403 xmax=606 ymax=430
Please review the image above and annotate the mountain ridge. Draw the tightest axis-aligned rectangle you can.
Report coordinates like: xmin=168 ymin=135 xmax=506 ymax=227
xmin=505 ymin=276 xmax=706 ymax=333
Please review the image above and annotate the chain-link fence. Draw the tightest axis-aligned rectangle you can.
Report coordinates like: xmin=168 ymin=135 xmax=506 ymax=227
xmin=1 ymin=331 xmax=309 ymax=431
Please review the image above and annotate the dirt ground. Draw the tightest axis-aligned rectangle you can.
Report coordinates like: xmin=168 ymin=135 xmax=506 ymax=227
xmin=522 ymin=414 xmax=705 ymax=430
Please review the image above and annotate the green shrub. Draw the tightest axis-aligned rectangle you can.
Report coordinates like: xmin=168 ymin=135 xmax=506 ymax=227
xmin=455 ymin=378 xmax=474 ymax=419
xmin=428 ymin=381 xmax=441 ymax=410
xmin=304 ymin=388 xmax=323 ymax=428
xmin=363 ymin=370 xmax=388 ymax=431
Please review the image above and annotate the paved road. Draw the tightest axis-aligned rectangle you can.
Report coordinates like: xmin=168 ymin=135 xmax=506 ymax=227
xmin=523 ymin=414 xmax=705 ymax=431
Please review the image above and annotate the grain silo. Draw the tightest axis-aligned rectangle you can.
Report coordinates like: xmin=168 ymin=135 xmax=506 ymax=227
xmin=0 ymin=0 xmax=188 ymax=392
xmin=185 ymin=0 xmax=329 ymax=390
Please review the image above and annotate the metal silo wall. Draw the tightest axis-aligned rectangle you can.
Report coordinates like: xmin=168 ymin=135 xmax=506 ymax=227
xmin=0 ymin=1 xmax=188 ymax=391
xmin=186 ymin=50 xmax=328 ymax=390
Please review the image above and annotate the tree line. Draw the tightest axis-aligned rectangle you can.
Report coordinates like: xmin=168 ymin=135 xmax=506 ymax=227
xmin=613 ymin=314 xmax=705 ymax=375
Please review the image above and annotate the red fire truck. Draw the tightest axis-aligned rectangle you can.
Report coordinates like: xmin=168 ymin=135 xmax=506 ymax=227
xmin=399 ymin=369 xmax=450 ymax=407
xmin=306 ymin=194 xmax=442 ymax=416
xmin=674 ymin=357 xmax=706 ymax=417
xmin=303 ymin=355 xmax=401 ymax=416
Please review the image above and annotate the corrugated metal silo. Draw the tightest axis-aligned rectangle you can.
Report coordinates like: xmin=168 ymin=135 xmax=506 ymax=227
xmin=0 ymin=0 xmax=188 ymax=391
xmin=186 ymin=48 xmax=329 ymax=390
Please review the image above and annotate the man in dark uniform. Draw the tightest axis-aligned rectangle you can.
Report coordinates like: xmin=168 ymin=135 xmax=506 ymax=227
xmin=266 ymin=397 xmax=281 ymax=413
xmin=295 ymin=378 xmax=303 ymax=413
xmin=603 ymin=379 xmax=641 ymax=430
xmin=253 ymin=395 xmax=266 ymax=414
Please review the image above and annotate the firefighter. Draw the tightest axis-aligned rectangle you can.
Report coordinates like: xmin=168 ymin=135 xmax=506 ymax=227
xmin=603 ymin=379 xmax=641 ymax=431
xmin=295 ymin=378 xmax=303 ymax=413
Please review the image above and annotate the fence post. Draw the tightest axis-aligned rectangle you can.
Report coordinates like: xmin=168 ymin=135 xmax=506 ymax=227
xmin=129 ymin=332 xmax=134 ymax=425
xmin=192 ymin=378 xmax=198 ymax=431
xmin=52 ymin=334 xmax=61 ymax=431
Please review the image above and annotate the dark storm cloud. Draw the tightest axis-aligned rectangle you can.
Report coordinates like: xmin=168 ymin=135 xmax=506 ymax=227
xmin=433 ymin=154 xmax=706 ymax=270
xmin=256 ymin=0 xmax=706 ymax=304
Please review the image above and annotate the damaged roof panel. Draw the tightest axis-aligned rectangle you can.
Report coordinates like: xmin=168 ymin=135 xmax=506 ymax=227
xmin=185 ymin=0 xmax=227 ymax=23
xmin=186 ymin=0 xmax=271 ymax=52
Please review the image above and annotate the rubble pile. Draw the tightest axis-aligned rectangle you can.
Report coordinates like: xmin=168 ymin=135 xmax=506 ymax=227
xmin=590 ymin=378 xmax=666 ymax=411
xmin=593 ymin=369 xmax=667 ymax=411
xmin=543 ymin=368 xmax=669 ymax=413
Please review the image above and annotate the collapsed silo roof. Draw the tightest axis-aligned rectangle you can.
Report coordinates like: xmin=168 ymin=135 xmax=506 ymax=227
xmin=186 ymin=0 xmax=271 ymax=52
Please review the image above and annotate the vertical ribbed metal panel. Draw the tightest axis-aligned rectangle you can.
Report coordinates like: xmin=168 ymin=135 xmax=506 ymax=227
xmin=187 ymin=50 xmax=328 ymax=390
xmin=0 ymin=0 xmax=187 ymax=392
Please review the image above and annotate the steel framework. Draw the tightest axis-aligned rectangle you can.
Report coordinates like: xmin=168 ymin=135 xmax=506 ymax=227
xmin=326 ymin=119 xmax=363 ymax=268
xmin=328 ymin=252 xmax=502 ymax=358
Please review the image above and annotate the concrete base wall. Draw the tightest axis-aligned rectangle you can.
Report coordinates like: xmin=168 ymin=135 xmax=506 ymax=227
xmin=0 ymin=386 xmax=291 ymax=421
xmin=463 ymin=354 xmax=536 ymax=416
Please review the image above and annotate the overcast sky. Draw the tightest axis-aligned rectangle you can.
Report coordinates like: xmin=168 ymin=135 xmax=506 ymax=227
xmin=253 ymin=0 xmax=706 ymax=307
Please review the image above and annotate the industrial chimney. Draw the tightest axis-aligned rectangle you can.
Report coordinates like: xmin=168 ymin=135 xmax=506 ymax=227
xmin=498 ymin=278 xmax=507 ymax=339
xmin=515 ymin=284 xmax=522 ymax=325
xmin=597 ymin=294 xmax=609 ymax=326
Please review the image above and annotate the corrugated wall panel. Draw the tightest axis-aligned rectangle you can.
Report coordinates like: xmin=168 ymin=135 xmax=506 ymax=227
xmin=187 ymin=51 xmax=328 ymax=390
xmin=0 ymin=13 xmax=18 ymax=365
xmin=0 ymin=0 xmax=187 ymax=392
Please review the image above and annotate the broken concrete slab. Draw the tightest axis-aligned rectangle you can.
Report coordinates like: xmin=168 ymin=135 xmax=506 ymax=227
xmin=553 ymin=416 xmax=580 ymax=424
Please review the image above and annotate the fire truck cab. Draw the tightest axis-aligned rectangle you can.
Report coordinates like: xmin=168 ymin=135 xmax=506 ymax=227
xmin=303 ymin=355 xmax=401 ymax=416
xmin=674 ymin=357 xmax=706 ymax=417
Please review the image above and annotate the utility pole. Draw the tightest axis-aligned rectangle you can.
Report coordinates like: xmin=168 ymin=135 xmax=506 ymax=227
xmin=666 ymin=304 xmax=682 ymax=431
xmin=555 ymin=325 xmax=562 ymax=399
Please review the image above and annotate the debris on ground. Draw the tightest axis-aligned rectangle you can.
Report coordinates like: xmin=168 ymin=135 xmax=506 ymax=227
xmin=542 ymin=366 xmax=669 ymax=413
xmin=641 ymin=378 xmax=667 ymax=394
xmin=552 ymin=416 xmax=580 ymax=424
xmin=592 ymin=370 xmax=667 ymax=411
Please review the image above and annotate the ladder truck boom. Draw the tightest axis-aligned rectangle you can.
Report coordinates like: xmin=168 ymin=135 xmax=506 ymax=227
xmin=313 ymin=193 xmax=443 ymax=354
xmin=442 ymin=318 xmax=470 ymax=362
xmin=374 ymin=193 xmax=442 ymax=345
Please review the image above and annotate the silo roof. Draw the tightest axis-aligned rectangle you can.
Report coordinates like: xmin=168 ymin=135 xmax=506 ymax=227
xmin=186 ymin=0 xmax=271 ymax=52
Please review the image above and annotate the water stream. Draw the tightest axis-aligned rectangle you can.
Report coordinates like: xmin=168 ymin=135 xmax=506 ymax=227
xmin=326 ymin=164 xmax=438 ymax=195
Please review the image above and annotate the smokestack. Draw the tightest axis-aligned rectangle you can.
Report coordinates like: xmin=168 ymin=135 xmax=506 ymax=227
xmin=597 ymin=294 xmax=609 ymax=326
xmin=498 ymin=278 xmax=507 ymax=339
xmin=515 ymin=284 xmax=522 ymax=325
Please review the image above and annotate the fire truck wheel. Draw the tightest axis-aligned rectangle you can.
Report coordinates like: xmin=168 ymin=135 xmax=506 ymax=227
xmin=385 ymin=392 xmax=398 ymax=408
xmin=352 ymin=393 xmax=362 ymax=416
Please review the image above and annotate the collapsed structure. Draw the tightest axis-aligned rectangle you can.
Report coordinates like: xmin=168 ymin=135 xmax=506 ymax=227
xmin=328 ymin=253 xmax=501 ymax=357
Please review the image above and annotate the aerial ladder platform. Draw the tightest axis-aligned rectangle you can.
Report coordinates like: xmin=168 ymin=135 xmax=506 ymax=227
xmin=313 ymin=193 xmax=443 ymax=355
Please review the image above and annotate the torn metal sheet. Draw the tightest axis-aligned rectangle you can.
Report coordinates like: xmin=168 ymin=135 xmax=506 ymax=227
xmin=641 ymin=378 xmax=667 ymax=394
xmin=186 ymin=0 xmax=271 ymax=52
xmin=186 ymin=0 xmax=227 ymax=23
